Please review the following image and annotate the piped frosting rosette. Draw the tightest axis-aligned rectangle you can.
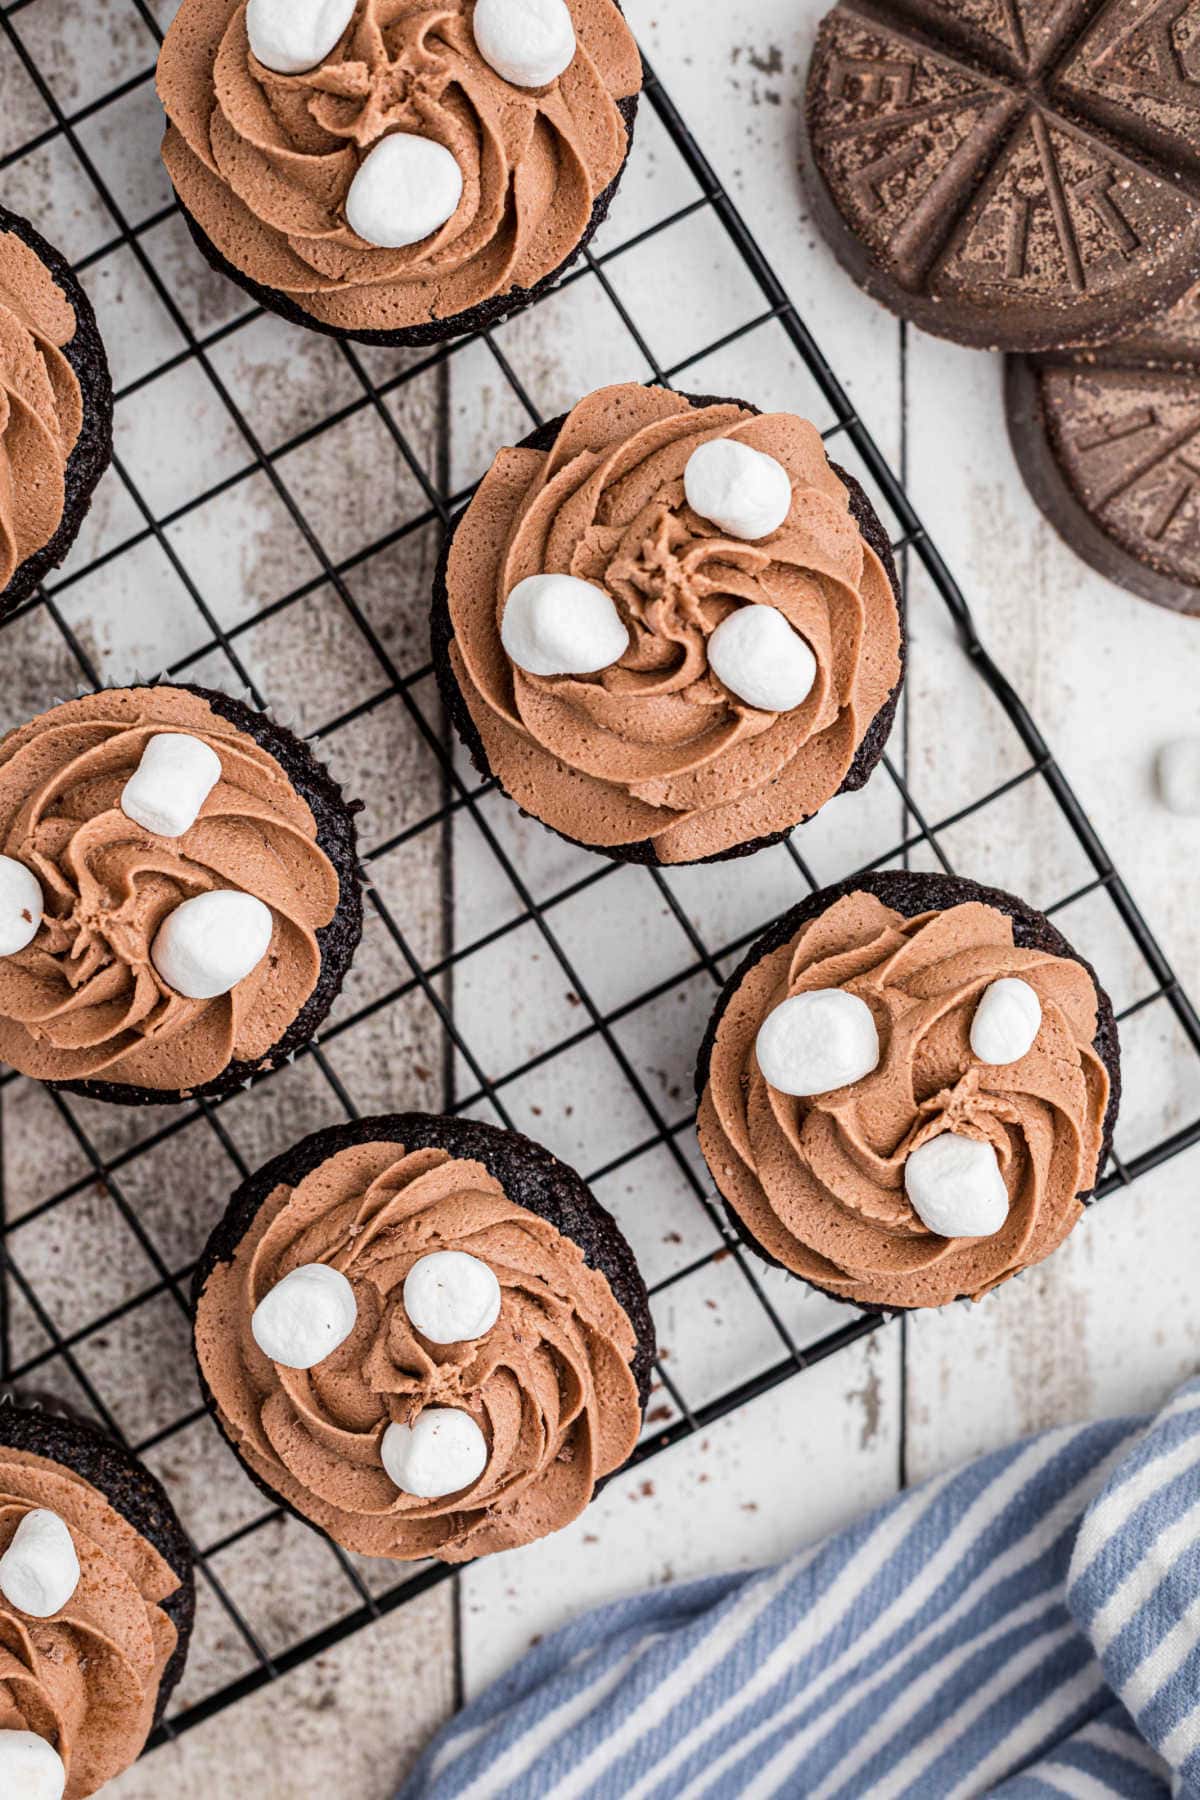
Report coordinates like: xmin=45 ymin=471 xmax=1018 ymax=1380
xmin=196 ymin=1132 xmax=645 ymax=1561
xmin=0 ymin=688 xmax=340 ymax=1092
xmin=0 ymin=1443 xmax=182 ymax=1798
xmin=443 ymin=384 xmax=903 ymax=863
xmin=0 ymin=231 xmax=83 ymax=595
xmin=156 ymin=0 xmax=642 ymax=333
xmin=698 ymin=881 xmax=1115 ymax=1311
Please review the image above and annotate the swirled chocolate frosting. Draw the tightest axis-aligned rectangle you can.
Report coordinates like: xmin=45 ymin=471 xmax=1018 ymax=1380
xmin=698 ymin=891 xmax=1110 ymax=1309
xmin=0 ymin=1445 xmax=180 ymax=1798
xmin=0 ymin=688 xmax=340 ymax=1091
xmin=445 ymin=384 xmax=902 ymax=862
xmin=196 ymin=1139 xmax=642 ymax=1561
xmin=156 ymin=0 xmax=641 ymax=332
xmin=0 ymin=231 xmax=82 ymax=594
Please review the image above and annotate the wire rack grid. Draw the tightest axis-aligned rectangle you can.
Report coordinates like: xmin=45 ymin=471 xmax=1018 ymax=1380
xmin=1 ymin=0 xmax=1200 ymax=1749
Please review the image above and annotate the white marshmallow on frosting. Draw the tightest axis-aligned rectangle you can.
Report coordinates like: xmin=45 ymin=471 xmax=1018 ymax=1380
xmin=251 ymin=1263 xmax=358 ymax=1369
xmin=0 ymin=1511 xmax=80 ymax=1619
xmin=345 ymin=134 xmax=463 ymax=249
xmin=684 ymin=437 xmax=793 ymax=541
xmin=381 ymin=1410 xmax=488 ymax=1499
xmin=969 ymin=977 xmax=1042 ymax=1066
xmin=1157 ymin=738 xmax=1200 ymax=816
xmin=472 ymin=0 xmax=576 ymax=87
xmin=501 ymin=573 xmax=629 ymax=677
xmin=905 ymin=1131 xmax=1008 ymax=1239
xmin=754 ymin=989 xmax=879 ymax=1097
xmin=403 ymin=1251 xmax=502 ymax=1344
xmin=121 ymin=732 xmax=222 ymax=839
xmin=245 ymin=0 xmax=356 ymax=73
xmin=0 ymin=1731 xmax=65 ymax=1800
xmin=0 ymin=854 xmax=43 ymax=955
xmin=707 ymin=604 xmax=817 ymax=713
xmin=151 ymin=889 xmax=273 ymax=1000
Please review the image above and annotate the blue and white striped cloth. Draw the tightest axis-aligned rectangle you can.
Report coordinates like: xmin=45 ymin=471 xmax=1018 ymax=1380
xmin=400 ymin=1376 xmax=1200 ymax=1799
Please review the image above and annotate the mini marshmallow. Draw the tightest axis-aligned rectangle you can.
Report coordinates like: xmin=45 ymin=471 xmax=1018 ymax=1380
xmin=472 ymin=0 xmax=576 ymax=87
xmin=245 ymin=0 xmax=357 ymax=73
xmin=0 ymin=1511 xmax=80 ymax=1619
xmin=403 ymin=1251 xmax=502 ymax=1344
xmin=0 ymin=855 xmax=42 ymax=955
xmin=1157 ymin=738 xmax=1200 ymax=816
xmin=251 ymin=1263 xmax=358 ymax=1369
xmin=501 ymin=573 xmax=629 ymax=677
xmin=754 ymin=989 xmax=879 ymax=1097
xmin=121 ymin=732 xmax=222 ymax=839
xmin=969 ymin=977 xmax=1042 ymax=1066
xmin=345 ymin=134 xmax=463 ymax=249
xmin=684 ymin=437 xmax=793 ymax=540
xmin=905 ymin=1131 xmax=1009 ymax=1239
xmin=0 ymin=1731 xmax=65 ymax=1800
xmin=381 ymin=1410 xmax=488 ymax=1499
xmin=151 ymin=889 xmax=273 ymax=999
xmin=708 ymin=604 xmax=817 ymax=713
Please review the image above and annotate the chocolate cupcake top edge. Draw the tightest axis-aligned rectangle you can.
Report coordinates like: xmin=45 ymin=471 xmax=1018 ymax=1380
xmin=0 ymin=1431 xmax=184 ymax=1797
xmin=156 ymin=0 xmax=642 ymax=334
xmin=0 ymin=230 xmax=85 ymax=595
xmin=194 ymin=1123 xmax=645 ymax=1562
xmin=442 ymin=381 xmax=903 ymax=865
xmin=697 ymin=880 xmax=1112 ymax=1311
xmin=0 ymin=686 xmax=342 ymax=1093
xmin=804 ymin=0 xmax=1200 ymax=352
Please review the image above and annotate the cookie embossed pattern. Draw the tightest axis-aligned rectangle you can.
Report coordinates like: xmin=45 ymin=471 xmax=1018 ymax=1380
xmin=803 ymin=0 xmax=1200 ymax=349
xmin=1007 ymin=282 xmax=1200 ymax=612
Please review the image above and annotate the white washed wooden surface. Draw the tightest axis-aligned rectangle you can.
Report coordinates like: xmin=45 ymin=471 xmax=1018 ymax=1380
xmin=0 ymin=0 xmax=1196 ymax=1791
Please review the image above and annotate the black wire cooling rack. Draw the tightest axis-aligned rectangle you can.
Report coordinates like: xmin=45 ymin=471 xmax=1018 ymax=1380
xmin=2 ymin=0 xmax=1200 ymax=1751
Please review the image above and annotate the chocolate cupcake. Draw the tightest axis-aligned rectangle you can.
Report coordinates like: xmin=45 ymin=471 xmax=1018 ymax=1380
xmin=0 ymin=683 xmax=362 ymax=1104
xmin=156 ymin=0 xmax=641 ymax=346
xmin=433 ymin=382 xmax=905 ymax=865
xmin=192 ymin=1113 xmax=655 ymax=1563
xmin=0 ymin=1396 xmax=194 ymax=1796
xmin=0 ymin=206 xmax=112 ymax=620
xmin=696 ymin=870 xmax=1120 ymax=1313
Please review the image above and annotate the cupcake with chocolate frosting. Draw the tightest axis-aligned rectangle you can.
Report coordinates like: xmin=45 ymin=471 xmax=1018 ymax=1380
xmin=156 ymin=0 xmax=641 ymax=344
xmin=0 ymin=683 xmax=362 ymax=1104
xmin=192 ymin=1113 xmax=655 ymax=1563
xmin=0 ymin=1396 xmax=194 ymax=1797
xmin=696 ymin=870 xmax=1120 ymax=1312
xmin=433 ymin=382 xmax=905 ymax=865
xmin=0 ymin=205 xmax=112 ymax=620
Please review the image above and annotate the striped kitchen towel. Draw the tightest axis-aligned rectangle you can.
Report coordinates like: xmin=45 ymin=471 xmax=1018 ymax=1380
xmin=399 ymin=1376 xmax=1200 ymax=1799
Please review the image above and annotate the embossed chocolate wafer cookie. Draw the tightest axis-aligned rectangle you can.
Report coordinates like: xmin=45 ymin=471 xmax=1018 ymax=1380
xmin=1007 ymin=284 xmax=1200 ymax=611
xmin=803 ymin=0 xmax=1200 ymax=351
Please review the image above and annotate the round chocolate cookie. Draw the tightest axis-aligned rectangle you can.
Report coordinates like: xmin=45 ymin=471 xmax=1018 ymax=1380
xmin=0 ymin=204 xmax=113 ymax=618
xmin=1007 ymin=285 xmax=1200 ymax=613
xmin=432 ymin=386 xmax=905 ymax=867
xmin=192 ymin=1112 xmax=655 ymax=1563
xmin=157 ymin=0 xmax=641 ymax=348
xmin=0 ymin=1394 xmax=194 ymax=1790
xmin=696 ymin=868 xmax=1121 ymax=1314
xmin=0 ymin=682 xmax=363 ymax=1106
xmin=803 ymin=0 xmax=1200 ymax=352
